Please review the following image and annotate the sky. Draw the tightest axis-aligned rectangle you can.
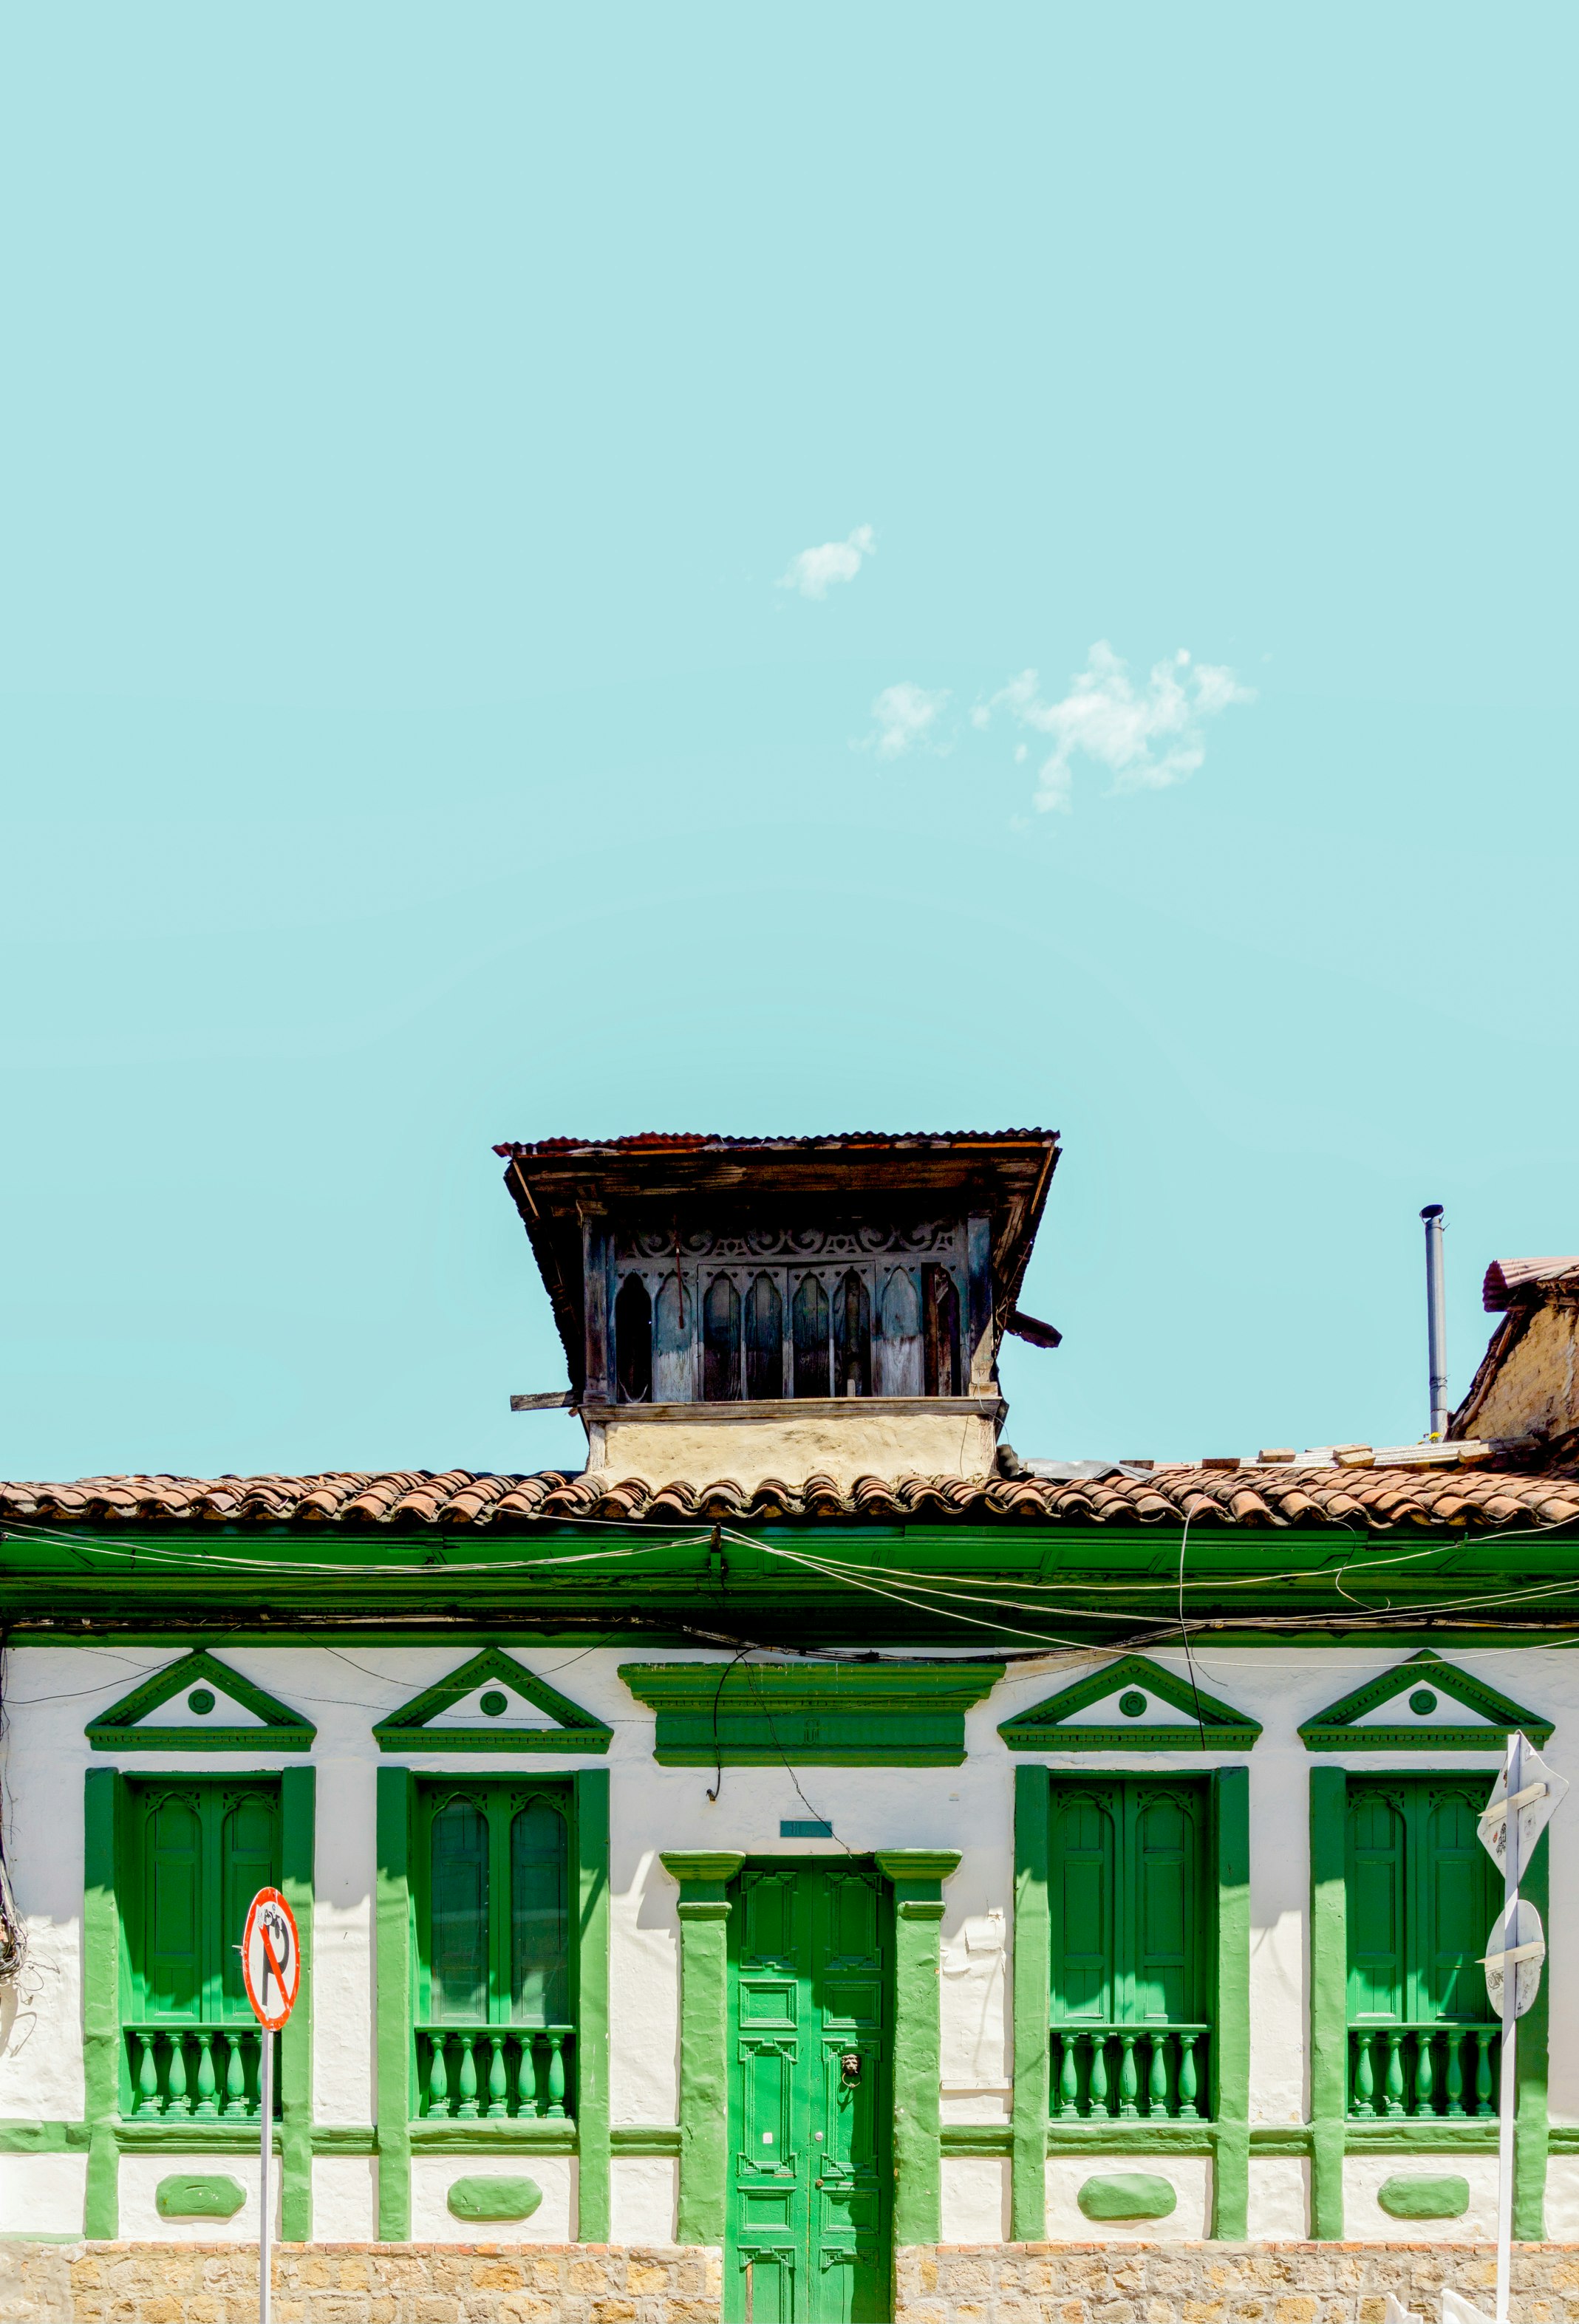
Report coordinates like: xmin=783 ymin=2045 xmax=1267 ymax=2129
xmin=2 ymin=6 xmax=1575 ymax=1482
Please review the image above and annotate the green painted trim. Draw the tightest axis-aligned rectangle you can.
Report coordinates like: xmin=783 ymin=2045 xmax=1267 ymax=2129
xmin=447 ymin=2173 xmax=542 ymax=2221
xmin=1211 ymin=1766 xmax=1249 ymax=2241
xmin=279 ymin=1766 xmax=314 ymax=2241
xmin=1515 ymin=1822 xmax=1550 ymax=2239
xmin=1343 ymin=2122 xmax=1499 ymax=2150
xmin=1079 ymin=2171 xmax=1178 ymax=2221
xmin=941 ymin=2124 xmax=1012 ymax=2155
xmin=1046 ymin=2122 xmax=1215 ymax=2155
xmin=610 ymin=2125 xmax=683 ymax=2156
xmin=661 ymin=1851 xmax=743 ymax=2245
xmin=375 ymin=1765 xmax=413 ymax=2240
xmin=1309 ymin=1766 xmax=1348 ymax=2239
xmin=998 ymin=1654 xmax=1262 ymax=1753
xmin=372 ymin=1645 xmax=611 ymax=1754
xmin=1247 ymin=2127 xmax=1313 ymax=2154
xmin=115 ymin=2122 xmax=282 ymax=2151
xmin=574 ymin=1768 xmax=611 ymax=2241
xmin=1377 ymin=2173 xmax=1470 ymax=2219
xmin=1010 ymin=1765 xmax=1051 ymax=2240
xmin=83 ymin=1767 xmax=120 ymax=2239
xmin=155 ymin=2172 xmax=245 ymax=2219
xmin=1546 ymin=2125 xmax=1579 ymax=2153
xmin=0 ymin=2122 xmax=89 ymax=2153
xmin=312 ymin=2126 xmax=378 ymax=2154
xmin=86 ymin=1647 xmax=315 ymax=1752
xmin=875 ymin=1849 xmax=958 ymax=2247
xmin=408 ymin=2122 xmax=577 ymax=2153
xmin=1299 ymin=1650 xmax=1552 ymax=1752
xmin=622 ymin=1659 xmax=1003 ymax=1766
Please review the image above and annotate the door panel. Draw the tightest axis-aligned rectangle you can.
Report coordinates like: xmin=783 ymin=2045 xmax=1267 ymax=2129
xmin=727 ymin=1862 xmax=892 ymax=2324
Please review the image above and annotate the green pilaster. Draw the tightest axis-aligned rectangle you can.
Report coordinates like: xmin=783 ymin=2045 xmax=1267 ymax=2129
xmin=83 ymin=1768 xmax=121 ymax=2240
xmin=875 ymin=1849 xmax=961 ymax=2249
xmin=574 ymin=1769 xmax=611 ymax=2242
xmin=1308 ymin=1767 xmax=1348 ymax=2239
xmin=279 ymin=1767 xmax=314 ymax=2242
xmin=1010 ymin=1768 xmax=1051 ymax=2240
xmin=661 ymin=1853 xmax=744 ymax=2246
xmin=375 ymin=1766 xmax=413 ymax=2241
xmin=1211 ymin=1768 xmax=1249 ymax=2240
xmin=1514 ymin=1824 xmax=1550 ymax=2240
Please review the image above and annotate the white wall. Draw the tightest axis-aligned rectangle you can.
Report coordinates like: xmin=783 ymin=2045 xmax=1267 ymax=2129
xmin=3 ymin=1637 xmax=1578 ymax=2242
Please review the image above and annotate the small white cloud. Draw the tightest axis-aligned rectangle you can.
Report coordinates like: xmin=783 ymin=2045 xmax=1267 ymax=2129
xmin=977 ymin=641 xmax=1253 ymax=812
xmin=779 ymin=524 xmax=876 ymax=599
xmin=868 ymin=680 xmax=949 ymax=760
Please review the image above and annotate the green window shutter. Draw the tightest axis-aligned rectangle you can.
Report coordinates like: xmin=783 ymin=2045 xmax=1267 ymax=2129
xmin=142 ymin=1791 xmax=202 ymax=2021
xmin=1346 ymin=1786 xmax=1405 ymax=2023
xmin=1133 ymin=1786 xmax=1198 ymax=2026
xmin=1420 ymin=1784 xmax=1495 ymax=2023
xmin=430 ymin=1796 xmax=489 ymax=2022
xmin=1051 ymin=1789 xmax=1114 ymax=2023
xmin=218 ymin=1787 xmax=279 ymax=2017
xmin=510 ymin=1798 xmax=570 ymax=2025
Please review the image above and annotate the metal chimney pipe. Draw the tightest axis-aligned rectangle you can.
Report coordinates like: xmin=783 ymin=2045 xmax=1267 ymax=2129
xmin=1421 ymin=1203 xmax=1447 ymax=1440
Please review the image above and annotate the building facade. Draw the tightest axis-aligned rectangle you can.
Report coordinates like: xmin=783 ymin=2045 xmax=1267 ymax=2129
xmin=2 ymin=1130 xmax=1578 ymax=2323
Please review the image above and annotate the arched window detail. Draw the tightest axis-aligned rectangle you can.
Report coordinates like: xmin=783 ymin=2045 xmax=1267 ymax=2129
xmin=791 ymin=1273 xmax=831 ymax=1398
xmin=923 ymin=1263 xmax=961 ymax=1396
xmin=143 ymin=1793 xmax=202 ymax=2020
xmin=652 ymin=1273 xmax=691 ymax=1402
xmin=430 ymin=1796 xmax=489 ymax=2022
xmin=703 ymin=1274 xmax=742 ymax=1401
xmin=876 ymin=1268 xmax=923 ymax=1397
xmin=220 ymin=1791 xmax=278 ymax=2014
xmin=511 ymin=1798 xmax=570 ymax=2025
xmin=614 ymin=1274 xmax=652 ymax=1404
xmin=745 ymin=1273 xmax=783 ymax=1401
xmin=833 ymin=1269 xmax=872 ymax=1398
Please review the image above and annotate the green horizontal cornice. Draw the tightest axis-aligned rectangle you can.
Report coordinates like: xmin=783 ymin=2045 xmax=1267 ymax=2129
xmin=624 ymin=1662 xmax=1000 ymax=1766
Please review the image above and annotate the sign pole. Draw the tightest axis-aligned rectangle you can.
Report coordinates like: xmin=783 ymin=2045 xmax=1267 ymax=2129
xmin=1495 ymin=1732 xmax=1521 ymax=2324
xmin=241 ymin=1887 xmax=298 ymax=2324
xmin=259 ymin=2020 xmax=273 ymax=2324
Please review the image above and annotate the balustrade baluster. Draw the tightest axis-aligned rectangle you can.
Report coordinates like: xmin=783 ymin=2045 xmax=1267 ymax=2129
xmin=1148 ymin=2033 xmax=1171 ymax=2118
xmin=194 ymin=2030 xmax=217 ymax=2117
xmin=517 ymin=2034 xmax=539 ymax=2119
xmin=1177 ymin=2033 xmax=1200 ymax=2119
xmin=1118 ymin=2032 xmax=1139 ymax=2118
xmin=545 ymin=2031 xmax=567 ymax=2119
xmin=457 ymin=2033 xmax=480 ymax=2119
xmin=1383 ymin=2031 xmax=1405 ymax=2117
xmin=1088 ymin=2034 xmax=1111 ymax=2117
xmin=134 ymin=2032 xmax=161 ymax=2114
xmin=1474 ymin=2032 xmax=1495 ymax=2119
xmin=1445 ymin=2029 xmax=1466 ymax=2118
xmin=1414 ymin=2031 xmax=1436 ymax=2116
xmin=1048 ymin=2034 xmax=1064 ymax=2119
xmin=166 ymin=2031 xmax=191 ymax=2116
xmin=1351 ymin=2031 xmax=1374 ymax=2116
xmin=486 ymin=2034 xmax=508 ymax=2118
xmin=1061 ymin=2033 xmax=1081 ymax=2118
xmin=427 ymin=2031 xmax=450 ymax=2118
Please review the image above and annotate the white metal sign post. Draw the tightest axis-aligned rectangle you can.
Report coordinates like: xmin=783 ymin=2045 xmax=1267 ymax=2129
xmin=1477 ymin=1734 xmax=1566 ymax=2324
xmin=242 ymin=1887 xmax=301 ymax=2324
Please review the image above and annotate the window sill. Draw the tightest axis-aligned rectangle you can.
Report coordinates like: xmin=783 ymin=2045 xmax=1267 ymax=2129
xmin=409 ymin=2119 xmax=578 ymax=2154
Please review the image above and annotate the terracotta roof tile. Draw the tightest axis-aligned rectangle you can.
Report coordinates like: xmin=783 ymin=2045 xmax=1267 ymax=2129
xmin=4 ymin=1457 xmax=1579 ymax=1535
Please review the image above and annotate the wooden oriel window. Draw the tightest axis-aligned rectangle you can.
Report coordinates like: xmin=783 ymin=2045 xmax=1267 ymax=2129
xmin=791 ymin=1273 xmax=831 ymax=1398
xmin=614 ymin=1274 xmax=652 ymax=1403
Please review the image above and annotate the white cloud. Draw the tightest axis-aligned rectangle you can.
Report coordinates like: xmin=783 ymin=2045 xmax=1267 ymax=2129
xmin=868 ymin=680 xmax=949 ymax=760
xmin=779 ymin=524 xmax=876 ymax=599
xmin=977 ymin=641 xmax=1253 ymax=812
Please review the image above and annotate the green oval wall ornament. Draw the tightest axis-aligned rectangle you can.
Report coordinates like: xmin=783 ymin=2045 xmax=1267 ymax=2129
xmin=447 ymin=2175 xmax=543 ymax=2223
xmin=156 ymin=2173 xmax=246 ymax=2219
xmin=1077 ymin=2173 xmax=1178 ymax=2222
xmin=187 ymin=1689 xmax=216 ymax=1715
xmin=1408 ymin=1689 xmax=1439 ymax=1716
xmin=1119 ymin=1691 xmax=1148 ymax=1718
xmin=479 ymin=1689 xmax=509 ymax=1716
xmin=1377 ymin=2174 xmax=1469 ymax=2220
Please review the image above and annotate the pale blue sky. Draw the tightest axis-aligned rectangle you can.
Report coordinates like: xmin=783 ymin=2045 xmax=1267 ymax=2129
xmin=3 ymin=7 xmax=1575 ymax=1479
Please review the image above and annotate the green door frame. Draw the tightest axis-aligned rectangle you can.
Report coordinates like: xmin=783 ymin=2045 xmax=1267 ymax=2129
xmin=664 ymin=1848 xmax=960 ymax=2259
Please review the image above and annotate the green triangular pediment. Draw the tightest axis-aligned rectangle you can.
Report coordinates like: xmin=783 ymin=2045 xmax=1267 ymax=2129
xmin=1297 ymin=1650 xmax=1552 ymax=1752
xmin=372 ymin=1647 xmax=611 ymax=1755
xmin=997 ymin=1654 xmax=1261 ymax=1752
xmin=87 ymin=1649 xmax=315 ymax=1753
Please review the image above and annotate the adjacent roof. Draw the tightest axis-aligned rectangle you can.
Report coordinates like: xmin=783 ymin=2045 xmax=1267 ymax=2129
xmin=4 ymin=1454 xmax=1576 ymax=1533
xmin=493 ymin=1129 xmax=1060 ymax=1397
xmin=1483 ymin=1257 xmax=1579 ymax=1310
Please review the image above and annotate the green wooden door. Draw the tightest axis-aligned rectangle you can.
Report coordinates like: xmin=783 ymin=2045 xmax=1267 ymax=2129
xmin=726 ymin=1861 xmax=892 ymax=2324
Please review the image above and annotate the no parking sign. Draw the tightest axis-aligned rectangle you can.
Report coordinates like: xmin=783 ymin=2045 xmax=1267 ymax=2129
xmin=242 ymin=1887 xmax=300 ymax=2031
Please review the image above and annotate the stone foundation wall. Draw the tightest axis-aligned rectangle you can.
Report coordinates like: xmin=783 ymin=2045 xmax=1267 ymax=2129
xmin=6 ymin=2241 xmax=1579 ymax=2324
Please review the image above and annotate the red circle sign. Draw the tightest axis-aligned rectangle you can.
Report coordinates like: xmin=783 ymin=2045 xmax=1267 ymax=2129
xmin=242 ymin=1887 xmax=301 ymax=2031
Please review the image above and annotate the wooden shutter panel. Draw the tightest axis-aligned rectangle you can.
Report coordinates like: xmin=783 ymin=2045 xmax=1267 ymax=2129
xmin=1346 ymin=1785 xmax=1405 ymax=2023
xmin=510 ymin=1799 xmax=570 ymax=2025
xmin=431 ymin=1797 xmax=489 ymax=2021
xmin=791 ymin=1274 xmax=830 ymax=1398
xmin=1051 ymin=1791 xmax=1114 ymax=2023
xmin=143 ymin=1791 xmax=203 ymax=2020
xmin=219 ymin=1788 xmax=279 ymax=2015
xmin=1421 ymin=1783 xmax=1495 ymax=2023
xmin=1132 ymin=1786 xmax=1197 ymax=2026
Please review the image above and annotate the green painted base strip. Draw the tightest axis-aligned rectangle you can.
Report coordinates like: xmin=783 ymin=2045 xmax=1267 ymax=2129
xmin=610 ymin=2125 xmax=683 ymax=2156
xmin=409 ymin=2123 xmax=577 ymax=2153
xmin=941 ymin=2124 xmax=1012 ymax=2156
